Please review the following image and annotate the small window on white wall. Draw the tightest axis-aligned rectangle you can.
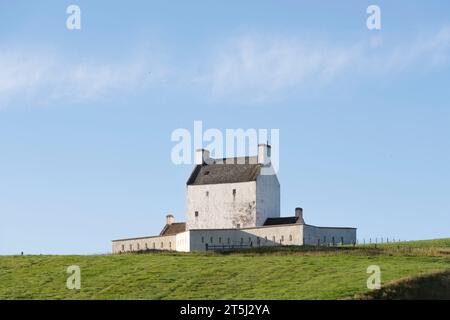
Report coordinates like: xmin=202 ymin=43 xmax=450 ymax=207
xmin=232 ymin=189 xmax=236 ymax=196
xmin=195 ymin=211 xmax=199 ymax=217
xmin=201 ymin=236 xmax=204 ymax=243
xmin=206 ymin=191 xmax=209 ymax=197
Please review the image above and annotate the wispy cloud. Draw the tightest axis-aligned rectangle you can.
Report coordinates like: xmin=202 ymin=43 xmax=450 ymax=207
xmin=380 ymin=26 xmax=450 ymax=72
xmin=2 ymin=26 xmax=450 ymax=107
xmin=202 ymin=35 xmax=360 ymax=102
xmin=0 ymin=48 xmax=171 ymax=108
xmin=201 ymin=26 xmax=450 ymax=102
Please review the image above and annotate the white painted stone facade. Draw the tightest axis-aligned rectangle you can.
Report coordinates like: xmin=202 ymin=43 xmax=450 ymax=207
xmin=186 ymin=174 xmax=280 ymax=230
xmin=186 ymin=181 xmax=258 ymax=230
xmin=255 ymin=174 xmax=280 ymax=226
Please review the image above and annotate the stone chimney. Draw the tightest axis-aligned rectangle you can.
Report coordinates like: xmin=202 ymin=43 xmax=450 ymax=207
xmin=295 ymin=207 xmax=305 ymax=224
xmin=195 ymin=149 xmax=210 ymax=165
xmin=166 ymin=214 xmax=174 ymax=225
xmin=257 ymin=144 xmax=271 ymax=165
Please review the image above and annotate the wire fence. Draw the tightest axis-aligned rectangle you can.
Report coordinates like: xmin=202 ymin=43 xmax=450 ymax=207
xmin=356 ymin=237 xmax=406 ymax=245
xmin=205 ymin=237 xmax=408 ymax=251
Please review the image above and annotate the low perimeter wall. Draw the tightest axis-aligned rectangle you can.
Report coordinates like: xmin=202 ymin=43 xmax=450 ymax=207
xmin=112 ymin=234 xmax=177 ymax=253
xmin=303 ymin=224 xmax=357 ymax=246
xmin=112 ymin=224 xmax=356 ymax=253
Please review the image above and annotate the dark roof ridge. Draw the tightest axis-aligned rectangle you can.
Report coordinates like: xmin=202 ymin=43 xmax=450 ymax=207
xmin=264 ymin=216 xmax=302 ymax=226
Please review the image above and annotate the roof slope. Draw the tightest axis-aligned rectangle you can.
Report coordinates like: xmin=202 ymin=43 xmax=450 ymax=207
xmin=187 ymin=156 xmax=261 ymax=186
xmin=159 ymin=223 xmax=186 ymax=236
xmin=264 ymin=216 xmax=302 ymax=226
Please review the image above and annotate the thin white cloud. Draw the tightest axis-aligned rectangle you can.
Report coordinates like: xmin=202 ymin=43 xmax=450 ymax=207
xmin=201 ymin=26 xmax=450 ymax=102
xmin=1 ymin=26 xmax=450 ymax=108
xmin=381 ymin=25 xmax=450 ymax=72
xmin=203 ymin=35 xmax=360 ymax=102
xmin=0 ymin=51 xmax=54 ymax=98
xmin=0 ymin=48 xmax=171 ymax=108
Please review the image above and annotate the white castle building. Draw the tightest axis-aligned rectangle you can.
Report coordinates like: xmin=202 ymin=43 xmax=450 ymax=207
xmin=112 ymin=144 xmax=356 ymax=253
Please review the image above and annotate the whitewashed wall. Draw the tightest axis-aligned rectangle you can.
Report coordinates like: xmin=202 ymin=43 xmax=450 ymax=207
xmin=188 ymin=224 xmax=302 ymax=251
xmin=302 ymin=224 xmax=356 ymax=246
xmin=255 ymin=174 xmax=280 ymax=226
xmin=112 ymin=224 xmax=302 ymax=253
xmin=111 ymin=223 xmax=357 ymax=253
xmin=175 ymin=231 xmax=190 ymax=252
xmin=186 ymin=182 xmax=257 ymax=230
xmin=112 ymin=234 xmax=177 ymax=253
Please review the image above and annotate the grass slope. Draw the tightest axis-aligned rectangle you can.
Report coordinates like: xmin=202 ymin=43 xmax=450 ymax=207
xmin=357 ymin=269 xmax=450 ymax=299
xmin=357 ymin=237 xmax=450 ymax=249
xmin=0 ymin=238 xmax=449 ymax=300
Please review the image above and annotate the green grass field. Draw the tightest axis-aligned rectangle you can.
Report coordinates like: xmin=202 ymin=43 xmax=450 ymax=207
xmin=0 ymin=238 xmax=448 ymax=300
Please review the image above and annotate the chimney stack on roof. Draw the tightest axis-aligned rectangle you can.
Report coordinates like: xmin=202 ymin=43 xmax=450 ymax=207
xmin=257 ymin=144 xmax=271 ymax=166
xmin=295 ymin=207 xmax=305 ymax=224
xmin=195 ymin=149 xmax=210 ymax=165
xmin=166 ymin=214 xmax=174 ymax=225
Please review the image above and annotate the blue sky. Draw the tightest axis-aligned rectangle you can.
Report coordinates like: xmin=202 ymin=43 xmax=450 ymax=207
xmin=1 ymin=1 xmax=449 ymax=254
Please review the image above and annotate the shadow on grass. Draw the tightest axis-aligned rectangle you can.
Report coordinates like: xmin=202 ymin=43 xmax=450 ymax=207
xmin=355 ymin=269 xmax=450 ymax=300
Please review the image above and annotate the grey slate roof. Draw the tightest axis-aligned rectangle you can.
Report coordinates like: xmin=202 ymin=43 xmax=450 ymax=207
xmin=263 ymin=216 xmax=302 ymax=226
xmin=187 ymin=156 xmax=261 ymax=185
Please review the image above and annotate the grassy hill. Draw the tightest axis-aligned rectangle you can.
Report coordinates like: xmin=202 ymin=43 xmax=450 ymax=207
xmin=356 ymin=237 xmax=450 ymax=249
xmin=0 ymin=238 xmax=448 ymax=300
